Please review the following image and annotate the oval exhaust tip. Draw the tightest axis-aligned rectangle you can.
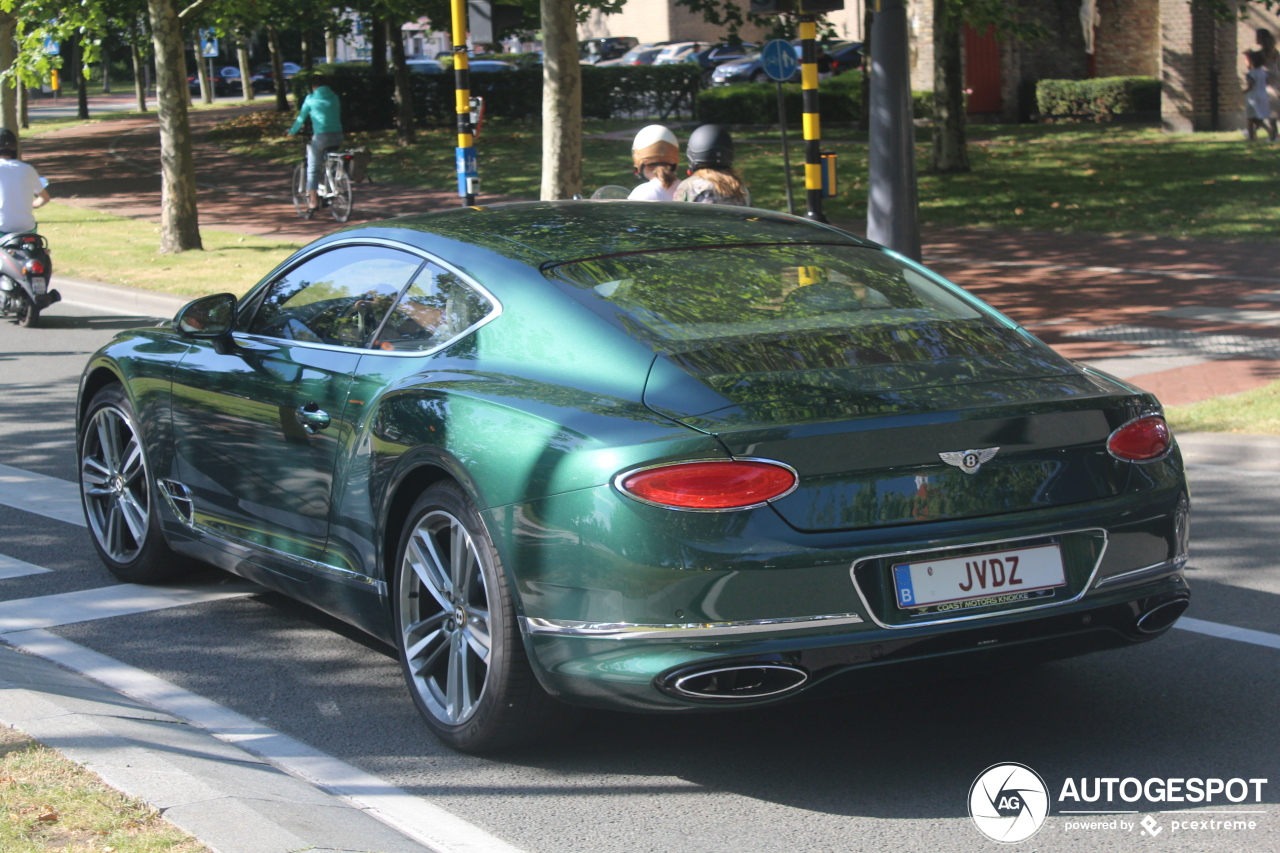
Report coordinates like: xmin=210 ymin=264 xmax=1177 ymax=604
xmin=1136 ymin=598 xmax=1190 ymax=634
xmin=664 ymin=663 xmax=808 ymax=701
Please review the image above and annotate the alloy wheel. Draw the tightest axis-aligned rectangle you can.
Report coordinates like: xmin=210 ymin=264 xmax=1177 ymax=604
xmin=81 ymin=404 xmax=150 ymax=563
xmin=399 ymin=509 xmax=493 ymax=725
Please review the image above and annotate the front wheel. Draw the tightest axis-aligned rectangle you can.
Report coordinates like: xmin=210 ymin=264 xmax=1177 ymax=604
xmin=329 ymin=165 xmax=353 ymax=222
xmin=291 ymin=161 xmax=308 ymax=217
xmin=79 ymin=384 xmax=191 ymax=582
xmin=394 ymin=482 xmax=579 ymax=752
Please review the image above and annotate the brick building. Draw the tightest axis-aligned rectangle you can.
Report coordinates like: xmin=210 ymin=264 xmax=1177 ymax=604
xmin=578 ymin=0 xmax=868 ymax=52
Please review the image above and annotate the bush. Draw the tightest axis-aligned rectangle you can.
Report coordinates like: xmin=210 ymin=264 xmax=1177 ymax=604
xmin=292 ymin=63 xmax=702 ymax=132
xmin=696 ymin=72 xmax=862 ymax=125
xmin=1035 ymin=76 xmax=1161 ymax=122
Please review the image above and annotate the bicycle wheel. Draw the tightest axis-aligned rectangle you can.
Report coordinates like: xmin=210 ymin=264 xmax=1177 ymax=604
xmin=329 ymin=164 xmax=353 ymax=222
xmin=291 ymin=161 xmax=308 ymax=217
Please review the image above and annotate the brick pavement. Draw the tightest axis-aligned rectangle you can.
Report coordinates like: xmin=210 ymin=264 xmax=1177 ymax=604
xmin=22 ymin=101 xmax=1280 ymax=407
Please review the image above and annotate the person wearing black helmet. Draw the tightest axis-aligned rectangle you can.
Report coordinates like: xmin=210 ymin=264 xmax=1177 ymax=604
xmin=0 ymin=129 xmax=49 ymax=235
xmin=674 ymin=124 xmax=750 ymax=206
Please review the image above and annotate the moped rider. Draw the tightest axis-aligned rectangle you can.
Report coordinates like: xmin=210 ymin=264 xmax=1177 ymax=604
xmin=674 ymin=124 xmax=750 ymax=206
xmin=0 ymin=129 xmax=50 ymax=235
xmin=628 ymin=125 xmax=681 ymax=201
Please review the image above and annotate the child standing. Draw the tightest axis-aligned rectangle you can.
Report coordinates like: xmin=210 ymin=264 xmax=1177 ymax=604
xmin=1244 ymin=50 xmax=1273 ymax=141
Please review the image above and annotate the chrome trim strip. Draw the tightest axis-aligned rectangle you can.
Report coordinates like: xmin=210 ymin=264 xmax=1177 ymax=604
xmin=231 ymin=237 xmax=504 ymax=359
xmin=1093 ymin=555 xmax=1187 ymax=589
xmin=1106 ymin=410 xmax=1172 ymax=464
xmin=611 ymin=457 xmax=801 ymax=513
xmin=519 ymin=611 xmax=864 ymax=639
xmin=189 ymin=520 xmax=387 ymax=594
xmin=849 ymin=527 xmax=1109 ymax=630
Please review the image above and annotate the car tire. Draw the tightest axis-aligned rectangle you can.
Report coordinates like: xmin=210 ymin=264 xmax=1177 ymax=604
xmin=79 ymin=384 xmax=191 ymax=583
xmin=393 ymin=481 xmax=580 ymax=752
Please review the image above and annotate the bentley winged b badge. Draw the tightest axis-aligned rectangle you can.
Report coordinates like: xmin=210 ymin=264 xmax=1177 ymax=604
xmin=939 ymin=447 xmax=1000 ymax=475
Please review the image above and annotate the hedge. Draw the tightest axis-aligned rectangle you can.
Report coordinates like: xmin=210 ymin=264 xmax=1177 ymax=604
xmin=1035 ymin=76 xmax=1161 ymax=121
xmin=696 ymin=74 xmax=935 ymax=126
xmin=293 ymin=63 xmax=703 ymax=132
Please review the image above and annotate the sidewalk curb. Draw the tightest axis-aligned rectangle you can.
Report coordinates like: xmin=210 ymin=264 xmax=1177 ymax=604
xmin=55 ymin=275 xmax=189 ymax=319
xmin=0 ymin=641 xmax=439 ymax=853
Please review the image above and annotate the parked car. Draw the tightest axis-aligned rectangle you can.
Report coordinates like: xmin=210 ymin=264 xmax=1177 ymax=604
xmin=580 ymin=36 xmax=637 ymax=64
xmin=827 ymin=41 xmax=863 ymax=75
xmin=709 ymin=42 xmax=858 ymax=85
xmin=407 ymin=59 xmax=445 ymax=74
xmin=469 ymin=60 xmax=516 ymax=72
xmin=187 ymin=66 xmax=243 ymax=96
xmin=77 ymin=202 xmax=1191 ymax=753
xmin=687 ymin=42 xmax=757 ymax=84
xmin=653 ymin=41 xmax=707 ymax=65
xmin=250 ymin=61 xmax=301 ymax=94
xmin=598 ymin=45 xmax=665 ymax=67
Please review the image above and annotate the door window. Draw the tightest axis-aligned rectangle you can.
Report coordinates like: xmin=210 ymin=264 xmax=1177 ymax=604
xmin=244 ymin=246 xmax=422 ymax=348
xmin=371 ymin=264 xmax=494 ymax=352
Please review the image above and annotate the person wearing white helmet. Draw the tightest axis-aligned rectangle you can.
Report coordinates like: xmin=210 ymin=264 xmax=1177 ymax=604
xmin=627 ymin=125 xmax=681 ymax=201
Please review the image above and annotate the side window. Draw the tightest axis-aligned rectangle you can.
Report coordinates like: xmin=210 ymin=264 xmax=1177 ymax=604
xmin=371 ymin=264 xmax=493 ymax=352
xmin=244 ymin=246 xmax=422 ymax=348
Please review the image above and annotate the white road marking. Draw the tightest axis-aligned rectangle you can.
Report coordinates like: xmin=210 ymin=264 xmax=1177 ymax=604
xmin=0 ymin=554 xmax=50 ymax=580
xmin=1156 ymin=306 xmax=1280 ymax=326
xmin=0 ymin=583 xmax=257 ymax=634
xmin=4 ymin=628 xmax=529 ymax=853
xmin=0 ymin=463 xmax=85 ymax=527
xmin=923 ymin=256 xmax=1280 ymax=286
xmin=1175 ymin=616 xmax=1280 ymax=651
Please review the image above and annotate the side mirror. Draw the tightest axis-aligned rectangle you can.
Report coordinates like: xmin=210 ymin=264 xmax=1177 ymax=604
xmin=176 ymin=293 xmax=237 ymax=338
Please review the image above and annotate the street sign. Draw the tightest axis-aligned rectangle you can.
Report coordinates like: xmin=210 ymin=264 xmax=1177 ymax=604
xmin=200 ymin=29 xmax=219 ymax=58
xmin=43 ymin=36 xmax=59 ymax=55
xmin=455 ymin=146 xmax=479 ymax=197
xmin=761 ymin=39 xmax=798 ymax=83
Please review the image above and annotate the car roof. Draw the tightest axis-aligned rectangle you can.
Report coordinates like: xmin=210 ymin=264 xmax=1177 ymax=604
xmin=349 ymin=201 xmax=870 ymax=267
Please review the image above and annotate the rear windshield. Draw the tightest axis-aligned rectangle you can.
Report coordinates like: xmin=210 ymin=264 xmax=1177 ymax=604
xmin=549 ymin=244 xmax=1026 ymax=375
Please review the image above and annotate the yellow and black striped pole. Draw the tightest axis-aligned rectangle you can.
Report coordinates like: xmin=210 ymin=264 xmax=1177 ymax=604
xmin=799 ymin=15 xmax=826 ymax=222
xmin=451 ymin=0 xmax=478 ymax=205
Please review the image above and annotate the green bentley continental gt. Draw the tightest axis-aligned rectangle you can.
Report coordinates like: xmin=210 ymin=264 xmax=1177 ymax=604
xmin=77 ymin=202 xmax=1190 ymax=751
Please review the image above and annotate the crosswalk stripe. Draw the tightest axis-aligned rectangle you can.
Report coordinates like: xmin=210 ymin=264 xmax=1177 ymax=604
xmin=0 ymin=554 xmax=51 ymax=580
xmin=0 ymin=464 xmax=85 ymax=527
xmin=1175 ymin=616 xmax=1280 ymax=651
xmin=0 ymin=582 xmax=257 ymax=634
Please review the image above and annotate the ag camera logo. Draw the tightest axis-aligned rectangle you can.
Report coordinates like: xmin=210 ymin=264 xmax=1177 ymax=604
xmin=969 ymin=763 xmax=1050 ymax=843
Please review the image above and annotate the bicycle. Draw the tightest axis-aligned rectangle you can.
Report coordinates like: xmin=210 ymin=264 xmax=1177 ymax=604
xmin=292 ymin=144 xmax=354 ymax=223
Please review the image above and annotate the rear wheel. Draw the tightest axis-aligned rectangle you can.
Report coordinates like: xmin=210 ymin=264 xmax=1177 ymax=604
xmin=291 ymin=161 xmax=308 ymax=216
xmin=329 ymin=164 xmax=353 ymax=222
xmin=15 ymin=293 xmax=38 ymax=327
xmin=80 ymin=384 xmax=190 ymax=582
xmin=394 ymin=482 xmax=579 ymax=752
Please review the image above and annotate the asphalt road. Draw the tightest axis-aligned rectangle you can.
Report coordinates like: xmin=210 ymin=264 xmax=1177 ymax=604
xmin=1 ymin=298 xmax=1277 ymax=853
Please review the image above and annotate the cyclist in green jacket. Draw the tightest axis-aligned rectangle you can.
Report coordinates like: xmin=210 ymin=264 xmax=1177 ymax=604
xmin=288 ymin=76 xmax=343 ymax=218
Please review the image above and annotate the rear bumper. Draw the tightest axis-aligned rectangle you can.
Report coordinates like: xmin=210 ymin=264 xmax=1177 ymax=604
xmin=527 ymin=572 xmax=1189 ymax=712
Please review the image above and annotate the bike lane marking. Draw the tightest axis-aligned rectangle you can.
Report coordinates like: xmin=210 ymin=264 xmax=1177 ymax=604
xmin=0 ymin=463 xmax=85 ymax=527
xmin=0 ymin=583 xmax=257 ymax=634
xmin=1174 ymin=616 xmax=1280 ymax=652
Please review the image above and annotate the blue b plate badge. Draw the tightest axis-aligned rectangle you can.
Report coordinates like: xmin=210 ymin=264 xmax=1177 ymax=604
xmin=892 ymin=544 xmax=1065 ymax=612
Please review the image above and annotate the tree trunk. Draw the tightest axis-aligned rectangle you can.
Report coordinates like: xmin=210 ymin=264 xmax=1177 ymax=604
xmin=236 ymin=35 xmax=254 ymax=101
xmin=369 ymin=14 xmax=387 ymax=75
xmin=148 ymin=0 xmax=203 ymax=252
xmin=102 ymin=47 xmax=112 ymax=93
xmin=194 ymin=35 xmax=213 ymax=104
xmin=73 ymin=35 xmax=90 ymax=119
xmin=268 ymin=26 xmax=289 ymax=112
xmin=301 ymin=30 xmax=314 ymax=70
xmin=929 ymin=0 xmax=969 ymax=173
xmin=389 ymin=20 xmax=415 ymax=146
xmin=18 ymin=80 xmax=27 ymax=128
xmin=132 ymin=38 xmax=149 ymax=111
xmin=0 ymin=13 xmax=17 ymax=135
xmin=540 ymin=0 xmax=581 ymax=200
xmin=326 ymin=32 xmax=337 ymax=64
xmin=858 ymin=5 xmax=873 ymax=132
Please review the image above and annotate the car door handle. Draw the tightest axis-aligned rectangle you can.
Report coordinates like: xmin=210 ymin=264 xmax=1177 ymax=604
xmin=295 ymin=403 xmax=331 ymax=433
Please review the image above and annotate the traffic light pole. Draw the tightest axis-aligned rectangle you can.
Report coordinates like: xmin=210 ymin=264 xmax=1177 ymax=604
xmin=451 ymin=0 xmax=477 ymax=206
xmin=798 ymin=15 xmax=826 ymax=222
xmin=866 ymin=0 xmax=920 ymax=259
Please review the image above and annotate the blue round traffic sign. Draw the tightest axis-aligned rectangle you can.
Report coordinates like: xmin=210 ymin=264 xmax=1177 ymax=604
xmin=760 ymin=39 xmax=799 ymax=83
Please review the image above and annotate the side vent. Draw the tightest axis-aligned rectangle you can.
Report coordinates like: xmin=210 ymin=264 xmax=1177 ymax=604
xmin=160 ymin=480 xmax=194 ymax=525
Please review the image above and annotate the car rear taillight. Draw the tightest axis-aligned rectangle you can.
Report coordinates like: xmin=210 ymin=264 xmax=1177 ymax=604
xmin=1107 ymin=415 xmax=1171 ymax=461
xmin=617 ymin=460 xmax=797 ymax=510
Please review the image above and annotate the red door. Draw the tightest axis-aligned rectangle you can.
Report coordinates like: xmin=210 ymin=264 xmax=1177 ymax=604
xmin=964 ymin=25 xmax=1002 ymax=114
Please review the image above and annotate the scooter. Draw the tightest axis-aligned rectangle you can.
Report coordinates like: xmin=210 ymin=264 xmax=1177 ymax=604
xmin=0 ymin=231 xmax=57 ymax=328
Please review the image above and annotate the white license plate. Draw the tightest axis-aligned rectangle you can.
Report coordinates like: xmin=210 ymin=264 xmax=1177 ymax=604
xmin=892 ymin=544 xmax=1065 ymax=610
xmin=30 ymin=277 xmax=46 ymax=294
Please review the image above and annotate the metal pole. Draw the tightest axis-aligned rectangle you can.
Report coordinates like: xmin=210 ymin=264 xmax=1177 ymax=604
xmin=866 ymin=0 xmax=921 ymax=259
xmin=451 ymin=0 xmax=477 ymax=206
xmin=777 ymin=80 xmax=795 ymax=215
xmin=799 ymin=15 xmax=825 ymax=222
